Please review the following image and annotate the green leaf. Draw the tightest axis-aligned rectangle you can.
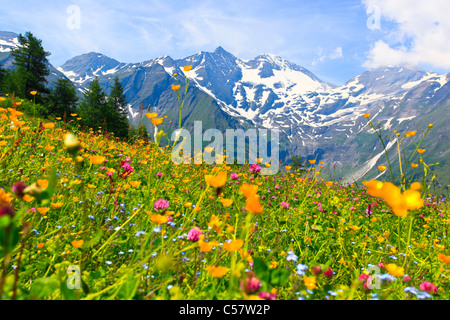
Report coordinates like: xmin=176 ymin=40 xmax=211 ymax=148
xmin=311 ymin=224 xmax=323 ymax=232
xmin=269 ymin=268 xmax=291 ymax=287
xmin=30 ymin=278 xmax=59 ymax=299
xmin=118 ymin=273 xmax=140 ymax=299
xmin=252 ymin=257 xmax=270 ymax=283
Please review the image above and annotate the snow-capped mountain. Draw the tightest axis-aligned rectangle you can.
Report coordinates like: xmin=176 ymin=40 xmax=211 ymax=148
xmin=55 ymin=46 xmax=450 ymax=182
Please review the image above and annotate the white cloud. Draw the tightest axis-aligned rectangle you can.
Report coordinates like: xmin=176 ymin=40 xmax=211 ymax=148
xmin=312 ymin=46 xmax=343 ymax=65
xmin=363 ymin=0 xmax=450 ymax=69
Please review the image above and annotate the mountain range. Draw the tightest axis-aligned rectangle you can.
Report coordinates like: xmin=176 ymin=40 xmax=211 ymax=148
xmin=1 ymin=31 xmax=449 ymax=185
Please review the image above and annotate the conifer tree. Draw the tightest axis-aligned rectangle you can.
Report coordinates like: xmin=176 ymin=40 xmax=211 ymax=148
xmin=48 ymin=78 xmax=78 ymax=117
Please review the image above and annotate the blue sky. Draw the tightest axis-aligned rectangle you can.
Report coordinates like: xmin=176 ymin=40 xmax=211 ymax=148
xmin=1 ymin=0 xmax=450 ymax=85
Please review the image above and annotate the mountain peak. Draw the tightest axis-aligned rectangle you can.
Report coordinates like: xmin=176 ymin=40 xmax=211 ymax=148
xmin=213 ymin=46 xmax=227 ymax=54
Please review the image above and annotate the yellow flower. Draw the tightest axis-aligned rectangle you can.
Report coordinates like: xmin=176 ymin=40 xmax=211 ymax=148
xmin=171 ymin=84 xmax=181 ymax=91
xmin=363 ymin=180 xmax=384 ymax=198
xmin=206 ymin=266 xmax=229 ymax=278
xmin=363 ymin=113 xmax=371 ymax=118
xmin=205 ymin=171 xmax=227 ymax=188
xmin=377 ymin=166 xmax=387 ymax=171
xmin=0 ymin=189 xmax=14 ymax=204
xmin=222 ymin=239 xmax=243 ymax=252
xmin=256 ymin=158 xmax=263 ymax=164
xmin=130 ymin=181 xmax=141 ymax=188
xmin=405 ymin=131 xmax=417 ymax=137
xmin=285 ymin=166 xmax=291 ymax=171
xmin=89 ymin=155 xmax=106 ymax=165
xmin=385 ymin=263 xmax=405 ymax=277
xmin=151 ymin=117 xmax=163 ymax=126
xmin=325 ymin=181 xmax=334 ymax=188
xmin=30 ymin=91 xmax=37 ymax=96
xmin=349 ymin=225 xmax=361 ymax=231
xmin=37 ymin=179 xmax=49 ymax=189
xmin=411 ymin=163 xmax=419 ymax=168
xmin=239 ymin=183 xmax=258 ymax=198
xmin=51 ymin=202 xmax=63 ymax=208
xmin=183 ymin=65 xmax=193 ymax=71
xmin=417 ymin=148 xmax=426 ymax=154
xmin=308 ymin=159 xmax=316 ymax=165
xmin=199 ymin=240 xmax=219 ymax=253
xmin=377 ymin=236 xmax=385 ymax=243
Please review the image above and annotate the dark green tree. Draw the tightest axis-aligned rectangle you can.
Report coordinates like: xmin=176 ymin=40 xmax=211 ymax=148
xmin=48 ymin=78 xmax=78 ymax=117
xmin=289 ymin=155 xmax=306 ymax=172
xmin=11 ymin=31 xmax=51 ymax=102
xmin=106 ymin=76 xmax=129 ymax=138
xmin=0 ymin=64 xmax=9 ymax=93
xmin=78 ymin=77 xmax=107 ymax=130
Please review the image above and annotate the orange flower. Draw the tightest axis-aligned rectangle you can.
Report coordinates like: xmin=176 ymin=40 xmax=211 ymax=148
xmin=308 ymin=159 xmax=316 ymax=165
xmin=151 ymin=117 xmax=163 ymax=125
xmin=89 ymin=155 xmax=106 ymax=165
xmin=377 ymin=166 xmax=387 ymax=171
xmin=220 ymin=198 xmax=233 ymax=207
xmin=207 ymin=266 xmax=229 ymax=278
xmin=256 ymin=158 xmax=263 ymax=164
xmin=405 ymin=131 xmax=417 ymax=137
xmin=37 ymin=179 xmax=49 ymax=189
xmin=199 ymin=240 xmax=219 ymax=253
xmin=0 ymin=189 xmax=14 ymax=203
xmin=149 ymin=214 xmax=169 ymax=224
xmin=205 ymin=171 xmax=227 ymax=188
xmin=145 ymin=112 xmax=158 ymax=119
xmin=130 ymin=181 xmax=141 ymax=188
xmin=385 ymin=263 xmax=404 ymax=277
xmin=285 ymin=166 xmax=291 ymax=171
xmin=438 ymin=254 xmax=450 ymax=264
xmin=239 ymin=183 xmax=258 ymax=198
xmin=183 ymin=65 xmax=193 ymax=72
xmin=71 ymin=240 xmax=84 ymax=248
xmin=411 ymin=163 xmax=419 ymax=168
xmin=42 ymin=122 xmax=55 ymax=129
xmin=37 ymin=243 xmax=44 ymax=249
xmin=303 ymin=276 xmax=317 ymax=290
xmin=30 ymin=91 xmax=37 ymax=96
xmin=417 ymin=149 xmax=426 ymax=154
xmin=363 ymin=180 xmax=384 ymax=198
xmin=222 ymin=239 xmax=243 ymax=252
xmin=171 ymin=84 xmax=181 ymax=91
xmin=363 ymin=113 xmax=371 ymax=118
xmin=245 ymin=195 xmax=263 ymax=214
xmin=325 ymin=181 xmax=334 ymax=188
xmin=37 ymin=207 xmax=50 ymax=215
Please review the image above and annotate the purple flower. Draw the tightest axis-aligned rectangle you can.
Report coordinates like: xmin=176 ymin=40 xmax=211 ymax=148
xmin=12 ymin=181 xmax=27 ymax=198
xmin=153 ymin=198 xmax=169 ymax=212
xmin=240 ymin=275 xmax=261 ymax=294
xmin=187 ymin=227 xmax=202 ymax=242
xmin=280 ymin=201 xmax=290 ymax=209
xmin=249 ymin=164 xmax=261 ymax=173
xmin=258 ymin=291 xmax=276 ymax=300
xmin=156 ymin=172 xmax=163 ymax=178
xmin=230 ymin=172 xmax=239 ymax=180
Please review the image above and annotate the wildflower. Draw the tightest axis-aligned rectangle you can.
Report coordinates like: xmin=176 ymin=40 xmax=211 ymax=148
xmin=145 ymin=112 xmax=158 ymax=119
xmin=311 ymin=265 xmax=322 ymax=276
xmin=249 ymin=164 xmax=261 ymax=173
xmin=90 ymin=155 xmax=105 ymax=165
xmin=286 ymin=250 xmax=298 ymax=262
xmin=245 ymin=195 xmax=263 ymax=214
xmin=323 ymin=267 xmax=334 ymax=277
xmin=42 ymin=122 xmax=55 ymax=129
xmin=230 ymin=172 xmax=239 ymax=180
xmin=405 ymin=131 xmax=417 ymax=137
xmin=187 ymin=227 xmax=202 ymax=242
xmin=417 ymin=148 xmax=426 ymax=154
xmin=64 ymin=133 xmax=80 ymax=155
xmin=149 ymin=214 xmax=169 ymax=225
xmin=325 ymin=181 xmax=333 ymax=188
xmin=156 ymin=172 xmax=163 ymax=178
xmin=207 ymin=266 xmax=229 ymax=278
xmin=239 ymin=183 xmax=258 ymax=198
xmin=437 ymin=253 xmax=450 ymax=264
xmin=241 ymin=274 xmax=262 ymax=294
xmin=199 ymin=240 xmax=219 ymax=253
xmin=153 ymin=198 xmax=169 ymax=212
xmin=296 ymin=264 xmax=308 ymax=276
xmin=223 ymin=239 xmax=243 ymax=252
xmin=308 ymin=160 xmax=316 ymax=165
xmin=30 ymin=91 xmax=37 ymax=96
xmin=303 ymin=276 xmax=317 ymax=290
xmin=385 ymin=263 xmax=405 ymax=277
xmin=419 ymin=281 xmax=437 ymax=293
xmin=0 ymin=203 xmax=14 ymax=218
xmin=220 ymin=198 xmax=233 ymax=207
xmin=411 ymin=163 xmax=419 ymax=168
xmin=377 ymin=166 xmax=387 ymax=171
xmin=151 ymin=117 xmax=163 ymax=126
xmin=12 ymin=181 xmax=27 ymax=198
xmin=363 ymin=113 xmax=371 ymax=118
xmin=183 ymin=65 xmax=193 ymax=72
xmin=71 ymin=240 xmax=84 ymax=248
xmin=171 ymin=84 xmax=181 ymax=91
xmin=403 ymin=275 xmax=412 ymax=282
xmin=258 ymin=292 xmax=276 ymax=300
xmin=280 ymin=201 xmax=290 ymax=209
xmin=205 ymin=171 xmax=227 ymax=188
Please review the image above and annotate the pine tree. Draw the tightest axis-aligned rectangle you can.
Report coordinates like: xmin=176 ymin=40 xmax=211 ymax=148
xmin=106 ymin=76 xmax=129 ymax=138
xmin=11 ymin=31 xmax=50 ymax=102
xmin=78 ymin=78 xmax=107 ymax=130
xmin=48 ymin=78 xmax=78 ymax=117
